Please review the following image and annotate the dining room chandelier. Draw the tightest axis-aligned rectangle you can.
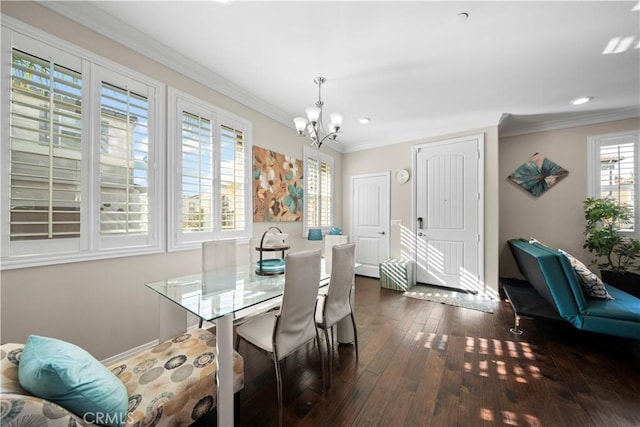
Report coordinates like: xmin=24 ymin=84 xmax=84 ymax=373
xmin=293 ymin=77 xmax=343 ymax=150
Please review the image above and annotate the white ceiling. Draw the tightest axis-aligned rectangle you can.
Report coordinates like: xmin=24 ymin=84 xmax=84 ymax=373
xmin=42 ymin=1 xmax=640 ymax=152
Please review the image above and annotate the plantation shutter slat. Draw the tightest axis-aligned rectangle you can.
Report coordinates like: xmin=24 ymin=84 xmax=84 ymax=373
xmin=181 ymin=111 xmax=213 ymax=233
xmin=99 ymin=82 xmax=149 ymax=236
xmin=10 ymin=49 xmax=82 ymax=241
xmin=220 ymin=124 xmax=245 ymax=231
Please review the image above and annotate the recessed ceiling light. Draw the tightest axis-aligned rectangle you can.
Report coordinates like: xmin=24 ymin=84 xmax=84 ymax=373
xmin=359 ymin=117 xmax=371 ymax=124
xmin=571 ymin=96 xmax=593 ymax=105
xmin=456 ymin=12 xmax=470 ymax=23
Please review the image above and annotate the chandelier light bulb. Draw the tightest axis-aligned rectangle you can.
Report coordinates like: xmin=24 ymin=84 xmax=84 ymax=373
xmin=305 ymin=107 xmax=321 ymax=123
xmin=329 ymin=113 xmax=343 ymax=127
xmin=293 ymin=117 xmax=308 ymax=134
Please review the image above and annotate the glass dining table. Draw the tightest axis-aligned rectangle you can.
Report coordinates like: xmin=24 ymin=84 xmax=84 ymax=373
xmin=145 ymin=261 xmax=334 ymax=427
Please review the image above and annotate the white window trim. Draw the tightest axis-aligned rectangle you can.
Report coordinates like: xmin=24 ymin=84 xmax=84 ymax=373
xmin=587 ymin=129 xmax=640 ymax=238
xmin=168 ymin=87 xmax=252 ymax=251
xmin=302 ymin=146 xmax=335 ymax=238
xmin=1 ymin=16 xmax=165 ymax=270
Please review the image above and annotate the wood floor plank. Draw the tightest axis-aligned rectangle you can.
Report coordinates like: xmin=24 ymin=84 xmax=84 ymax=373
xmin=324 ymin=370 xmax=380 ymax=426
xmin=404 ymin=341 xmax=448 ymax=426
xmin=353 ymin=321 xmax=423 ymax=425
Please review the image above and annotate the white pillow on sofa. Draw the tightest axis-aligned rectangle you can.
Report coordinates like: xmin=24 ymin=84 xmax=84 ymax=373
xmin=558 ymin=249 xmax=614 ymax=300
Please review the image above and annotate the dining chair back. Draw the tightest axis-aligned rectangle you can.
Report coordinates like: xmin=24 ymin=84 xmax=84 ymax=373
xmin=200 ymin=240 xmax=244 ymax=327
xmin=274 ymin=249 xmax=322 ymax=359
xmin=316 ymin=242 xmax=358 ymax=388
xmin=202 ymin=239 xmax=241 ymax=271
xmin=322 ymin=242 xmax=357 ymax=328
xmin=324 ymin=235 xmax=349 ymax=274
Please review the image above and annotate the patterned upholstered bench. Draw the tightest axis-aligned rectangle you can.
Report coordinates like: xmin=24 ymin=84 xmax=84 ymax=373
xmin=379 ymin=258 xmax=416 ymax=292
xmin=0 ymin=329 xmax=244 ymax=427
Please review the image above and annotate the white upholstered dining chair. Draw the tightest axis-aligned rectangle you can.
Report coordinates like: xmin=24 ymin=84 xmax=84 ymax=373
xmin=235 ymin=249 xmax=326 ymax=427
xmin=202 ymin=239 xmax=238 ymax=272
xmin=315 ymin=242 xmax=358 ymax=388
xmin=202 ymin=239 xmax=283 ymax=328
xmin=200 ymin=239 xmax=246 ymax=327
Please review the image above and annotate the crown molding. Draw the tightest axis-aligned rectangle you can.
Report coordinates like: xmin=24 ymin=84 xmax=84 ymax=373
xmin=36 ymin=1 xmax=295 ymax=130
xmin=499 ymin=107 xmax=640 ymax=138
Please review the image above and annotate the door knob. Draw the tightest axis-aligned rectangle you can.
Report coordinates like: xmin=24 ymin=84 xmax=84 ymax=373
xmin=377 ymin=231 xmax=386 ymax=235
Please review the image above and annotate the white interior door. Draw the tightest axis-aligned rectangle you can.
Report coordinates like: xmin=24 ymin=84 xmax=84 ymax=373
xmin=351 ymin=173 xmax=390 ymax=278
xmin=414 ymin=135 xmax=483 ymax=293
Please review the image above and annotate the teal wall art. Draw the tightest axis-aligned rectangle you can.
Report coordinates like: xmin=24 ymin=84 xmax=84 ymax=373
xmin=508 ymin=152 xmax=569 ymax=197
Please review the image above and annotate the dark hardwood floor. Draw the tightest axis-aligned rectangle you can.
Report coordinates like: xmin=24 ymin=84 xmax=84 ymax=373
xmin=231 ymin=276 xmax=640 ymax=426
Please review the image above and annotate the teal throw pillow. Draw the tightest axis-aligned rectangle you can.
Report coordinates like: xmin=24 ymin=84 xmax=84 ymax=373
xmin=18 ymin=335 xmax=129 ymax=427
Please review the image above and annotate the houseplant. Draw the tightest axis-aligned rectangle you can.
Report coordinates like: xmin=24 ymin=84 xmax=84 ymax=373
xmin=583 ymin=197 xmax=640 ymax=296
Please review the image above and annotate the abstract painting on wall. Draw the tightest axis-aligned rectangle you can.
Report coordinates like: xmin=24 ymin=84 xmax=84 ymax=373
xmin=253 ymin=146 xmax=304 ymax=222
xmin=508 ymin=152 xmax=569 ymax=197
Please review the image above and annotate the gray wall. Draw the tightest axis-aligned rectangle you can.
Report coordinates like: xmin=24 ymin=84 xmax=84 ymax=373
xmin=499 ymin=117 xmax=640 ymax=279
xmin=0 ymin=2 xmax=342 ymax=360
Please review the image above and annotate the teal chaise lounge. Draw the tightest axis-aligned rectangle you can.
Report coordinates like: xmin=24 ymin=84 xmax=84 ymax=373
xmin=502 ymin=238 xmax=640 ymax=340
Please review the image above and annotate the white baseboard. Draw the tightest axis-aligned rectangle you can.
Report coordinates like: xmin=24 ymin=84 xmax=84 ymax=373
xmin=101 ymin=338 xmax=160 ymax=366
xmin=101 ymin=324 xmax=214 ymax=366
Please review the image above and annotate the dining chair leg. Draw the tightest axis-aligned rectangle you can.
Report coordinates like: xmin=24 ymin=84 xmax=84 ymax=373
xmin=315 ymin=327 xmax=327 ymax=392
xmin=322 ymin=325 xmax=332 ymax=389
xmin=198 ymin=319 xmax=203 ymax=328
xmin=273 ymin=356 xmax=283 ymax=427
xmin=350 ymin=312 xmax=359 ymax=361
xmin=330 ymin=326 xmax=335 ymax=366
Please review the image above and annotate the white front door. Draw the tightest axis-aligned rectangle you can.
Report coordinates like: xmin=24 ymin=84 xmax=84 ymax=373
xmin=351 ymin=173 xmax=390 ymax=278
xmin=414 ymin=135 xmax=483 ymax=292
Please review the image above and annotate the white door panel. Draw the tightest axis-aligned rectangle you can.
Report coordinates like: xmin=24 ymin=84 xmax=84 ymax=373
xmin=415 ymin=136 xmax=483 ymax=292
xmin=351 ymin=173 xmax=390 ymax=278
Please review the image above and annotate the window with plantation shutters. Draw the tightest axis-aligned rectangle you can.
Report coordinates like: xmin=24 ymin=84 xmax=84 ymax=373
xmin=168 ymin=89 xmax=252 ymax=250
xmin=589 ymin=131 xmax=639 ymax=235
xmin=304 ymin=147 xmax=334 ymax=235
xmin=220 ymin=124 xmax=245 ymax=231
xmin=2 ymin=26 xmax=163 ymax=269
xmin=99 ymin=82 xmax=150 ymax=236
xmin=9 ymin=49 xmax=83 ymax=241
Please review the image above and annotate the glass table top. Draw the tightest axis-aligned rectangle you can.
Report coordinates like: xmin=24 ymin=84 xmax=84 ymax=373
xmin=146 ymin=262 xmax=331 ymax=322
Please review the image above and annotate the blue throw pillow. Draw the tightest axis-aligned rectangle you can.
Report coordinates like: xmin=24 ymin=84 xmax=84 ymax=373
xmin=18 ymin=335 xmax=129 ymax=427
